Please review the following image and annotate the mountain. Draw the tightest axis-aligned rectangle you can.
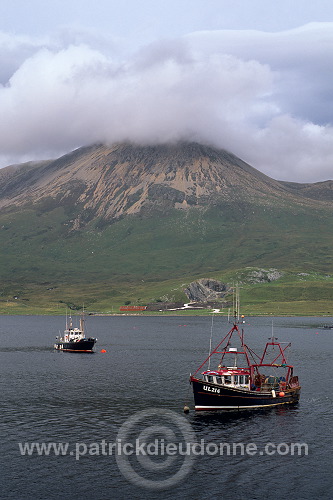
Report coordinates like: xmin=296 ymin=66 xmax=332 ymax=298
xmin=1 ymin=142 xmax=331 ymax=218
xmin=0 ymin=142 xmax=332 ymax=313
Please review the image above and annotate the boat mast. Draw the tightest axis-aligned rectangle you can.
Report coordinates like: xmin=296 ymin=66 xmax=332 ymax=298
xmin=80 ymin=305 xmax=85 ymax=333
xmin=208 ymin=314 xmax=214 ymax=370
xmin=80 ymin=315 xmax=85 ymax=333
xmin=231 ymin=285 xmax=241 ymax=325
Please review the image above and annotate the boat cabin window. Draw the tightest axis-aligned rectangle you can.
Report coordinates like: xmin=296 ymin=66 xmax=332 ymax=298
xmin=216 ymin=377 xmax=222 ymax=384
xmin=232 ymin=375 xmax=249 ymax=385
xmin=224 ymin=375 xmax=231 ymax=384
xmin=207 ymin=375 xmax=214 ymax=383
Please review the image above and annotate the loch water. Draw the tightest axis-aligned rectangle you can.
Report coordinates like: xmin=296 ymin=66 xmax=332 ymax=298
xmin=1 ymin=315 xmax=332 ymax=500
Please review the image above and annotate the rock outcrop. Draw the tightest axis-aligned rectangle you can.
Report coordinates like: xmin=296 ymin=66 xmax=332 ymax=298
xmin=184 ymin=279 xmax=230 ymax=302
xmin=242 ymin=268 xmax=283 ymax=283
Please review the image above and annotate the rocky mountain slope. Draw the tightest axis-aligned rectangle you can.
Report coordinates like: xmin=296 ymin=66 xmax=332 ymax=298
xmin=1 ymin=142 xmax=331 ymax=223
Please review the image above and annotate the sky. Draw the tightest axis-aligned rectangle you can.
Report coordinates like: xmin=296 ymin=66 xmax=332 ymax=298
xmin=0 ymin=1 xmax=333 ymax=182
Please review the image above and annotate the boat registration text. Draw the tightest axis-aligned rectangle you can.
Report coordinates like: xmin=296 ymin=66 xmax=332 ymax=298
xmin=203 ymin=385 xmax=221 ymax=394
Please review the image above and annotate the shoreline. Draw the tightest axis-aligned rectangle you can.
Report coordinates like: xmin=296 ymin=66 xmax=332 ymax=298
xmin=0 ymin=311 xmax=332 ymax=318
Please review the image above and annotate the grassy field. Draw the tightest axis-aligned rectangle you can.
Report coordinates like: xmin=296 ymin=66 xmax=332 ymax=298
xmin=1 ymin=272 xmax=332 ymax=316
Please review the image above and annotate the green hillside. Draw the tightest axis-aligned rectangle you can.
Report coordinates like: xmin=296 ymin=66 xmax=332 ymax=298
xmin=1 ymin=200 xmax=332 ymax=315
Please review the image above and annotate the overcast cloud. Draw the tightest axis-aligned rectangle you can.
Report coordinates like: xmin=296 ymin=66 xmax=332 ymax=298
xmin=0 ymin=1 xmax=332 ymax=182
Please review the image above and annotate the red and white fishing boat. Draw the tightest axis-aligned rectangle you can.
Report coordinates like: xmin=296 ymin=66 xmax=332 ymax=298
xmin=190 ymin=315 xmax=301 ymax=411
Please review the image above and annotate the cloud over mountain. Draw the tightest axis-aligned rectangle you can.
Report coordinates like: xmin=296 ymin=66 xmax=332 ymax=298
xmin=0 ymin=22 xmax=332 ymax=182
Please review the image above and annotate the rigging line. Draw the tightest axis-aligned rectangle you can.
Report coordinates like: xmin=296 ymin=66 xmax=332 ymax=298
xmin=270 ymin=319 xmax=274 ymax=350
xmin=208 ymin=313 xmax=214 ymax=370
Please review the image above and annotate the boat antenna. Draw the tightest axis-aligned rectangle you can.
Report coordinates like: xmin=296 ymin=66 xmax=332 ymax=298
xmin=208 ymin=314 xmax=214 ymax=370
xmin=237 ymin=286 xmax=240 ymax=322
xmin=232 ymin=285 xmax=240 ymax=323
xmin=269 ymin=319 xmax=278 ymax=343
xmin=232 ymin=285 xmax=235 ymax=320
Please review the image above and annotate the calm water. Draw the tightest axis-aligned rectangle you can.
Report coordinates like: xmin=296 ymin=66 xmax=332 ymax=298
xmin=1 ymin=315 xmax=332 ymax=500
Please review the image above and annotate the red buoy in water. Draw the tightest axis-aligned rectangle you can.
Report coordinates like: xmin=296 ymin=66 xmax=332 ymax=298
xmin=100 ymin=349 xmax=107 ymax=353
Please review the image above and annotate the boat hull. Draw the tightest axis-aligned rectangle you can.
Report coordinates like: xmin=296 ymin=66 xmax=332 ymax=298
xmin=54 ymin=339 xmax=96 ymax=352
xmin=191 ymin=378 xmax=301 ymax=411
